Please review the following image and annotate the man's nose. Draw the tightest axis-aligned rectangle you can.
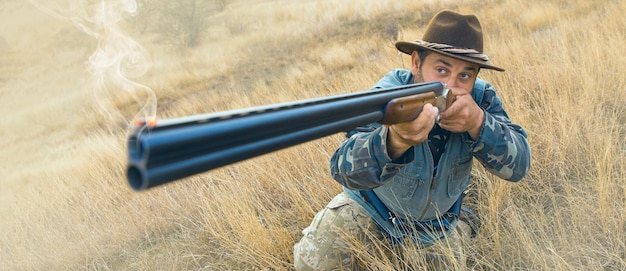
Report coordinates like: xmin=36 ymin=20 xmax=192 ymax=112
xmin=445 ymin=77 xmax=458 ymax=88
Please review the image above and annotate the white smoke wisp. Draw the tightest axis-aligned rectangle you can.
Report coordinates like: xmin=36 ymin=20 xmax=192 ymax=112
xmin=29 ymin=0 xmax=157 ymax=129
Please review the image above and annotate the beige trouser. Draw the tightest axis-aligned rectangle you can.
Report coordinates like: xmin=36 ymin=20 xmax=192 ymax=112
xmin=293 ymin=192 xmax=469 ymax=271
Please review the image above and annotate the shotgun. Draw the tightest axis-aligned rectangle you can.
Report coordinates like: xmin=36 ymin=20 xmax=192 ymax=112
xmin=127 ymin=81 xmax=451 ymax=191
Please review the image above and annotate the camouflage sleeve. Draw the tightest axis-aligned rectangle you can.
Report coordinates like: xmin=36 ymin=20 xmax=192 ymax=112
xmin=330 ymin=69 xmax=415 ymax=190
xmin=465 ymin=84 xmax=531 ymax=182
xmin=329 ymin=123 xmax=413 ymax=190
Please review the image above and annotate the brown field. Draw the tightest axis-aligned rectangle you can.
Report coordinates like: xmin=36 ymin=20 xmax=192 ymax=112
xmin=1 ymin=0 xmax=624 ymax=270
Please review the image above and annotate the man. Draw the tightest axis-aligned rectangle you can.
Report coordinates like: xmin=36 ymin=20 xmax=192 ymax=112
xmin=294 ymin=10 xmax=531 ymax=270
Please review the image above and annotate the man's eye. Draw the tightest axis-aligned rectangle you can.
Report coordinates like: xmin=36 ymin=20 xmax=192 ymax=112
xmin=437 ymin=68 xmax=446 ymax=74
xmin=460 ymin=73 xmax=471 ymax=79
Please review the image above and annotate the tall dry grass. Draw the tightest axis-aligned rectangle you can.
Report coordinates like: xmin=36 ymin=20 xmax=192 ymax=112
xmin=1 ymin=0 xmax=624 ymax=270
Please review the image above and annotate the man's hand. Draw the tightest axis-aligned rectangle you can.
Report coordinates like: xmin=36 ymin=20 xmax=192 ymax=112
xmin=385 ymin=103 xmax=439 ymax=160
xmin=438 ymin=87 xmax=484 ymax=140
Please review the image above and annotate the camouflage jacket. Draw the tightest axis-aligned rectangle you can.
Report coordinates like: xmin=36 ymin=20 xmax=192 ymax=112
xmin=331 ymin=69 xmax=531 ymax=241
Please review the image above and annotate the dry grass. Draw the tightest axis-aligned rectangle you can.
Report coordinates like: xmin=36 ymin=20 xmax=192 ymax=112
xmin=1 ymin=0 xmax=625 ymax=270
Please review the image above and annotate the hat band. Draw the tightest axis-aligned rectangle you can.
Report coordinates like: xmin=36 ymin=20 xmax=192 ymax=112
xmin=414 ymin=40 xmax=491 ymax=62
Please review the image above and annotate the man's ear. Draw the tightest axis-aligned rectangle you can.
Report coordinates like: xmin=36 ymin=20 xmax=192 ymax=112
xmin=410 ymin=51 xmax=422 ymax=79
xmin=410 ymin=51 xmax=420 ymax=68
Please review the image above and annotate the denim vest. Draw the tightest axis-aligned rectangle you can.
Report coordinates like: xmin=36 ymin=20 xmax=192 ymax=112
xmin=343 ymin=71 xmax=487 ymax=244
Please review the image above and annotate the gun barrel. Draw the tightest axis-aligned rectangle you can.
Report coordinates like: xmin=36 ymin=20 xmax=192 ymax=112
xmin=127 ymin=81 xmax=445 ymax=190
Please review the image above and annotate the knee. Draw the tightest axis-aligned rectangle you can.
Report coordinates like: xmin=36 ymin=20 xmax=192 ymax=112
xmin=293 ymin=241 xmax=316 ymax=271
xmin=293 ymin=239 xmax=351 ymax=271
xmin=293 ymin=240 xmax=315 ymax=271
xmin=292 ymin=193 xmax=370 ymax=270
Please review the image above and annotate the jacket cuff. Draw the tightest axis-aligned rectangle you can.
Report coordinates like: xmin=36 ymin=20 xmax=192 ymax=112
xmin=462 ymin=108 xmax=488 ymax=152
xmin=380 ymin=126 xmax=415 ymax=164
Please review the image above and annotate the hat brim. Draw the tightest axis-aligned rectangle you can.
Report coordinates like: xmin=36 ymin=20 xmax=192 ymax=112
xmin=396 ymin=41 xmax=505 ymax=72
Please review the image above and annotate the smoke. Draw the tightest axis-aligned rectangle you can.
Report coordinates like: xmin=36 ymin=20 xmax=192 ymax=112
xmin=29 ymin=0 xmax=157 ymax=128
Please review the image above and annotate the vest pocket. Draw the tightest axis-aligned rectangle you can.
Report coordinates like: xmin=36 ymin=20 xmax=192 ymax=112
xmin=447 ymin=155 xmax=473 ymax=197
xmin=380 ymin=162 xmax=426 ymax=200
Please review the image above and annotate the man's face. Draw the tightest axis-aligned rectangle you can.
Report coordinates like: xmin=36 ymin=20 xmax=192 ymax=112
xmin=411 ymin=51 xmax=479 ymax=91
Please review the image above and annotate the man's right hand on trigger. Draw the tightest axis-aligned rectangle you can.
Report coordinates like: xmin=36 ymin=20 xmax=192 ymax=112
xmin=385 ymin=103 xmax=439 ymax=160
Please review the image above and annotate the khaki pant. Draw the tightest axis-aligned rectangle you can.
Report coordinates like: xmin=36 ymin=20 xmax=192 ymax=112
xmin=293 ymin=192 xmax=469 ymax=270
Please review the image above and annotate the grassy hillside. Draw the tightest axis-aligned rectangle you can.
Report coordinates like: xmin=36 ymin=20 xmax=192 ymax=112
xmin=1 ymin=0 xmax=624 ymax=270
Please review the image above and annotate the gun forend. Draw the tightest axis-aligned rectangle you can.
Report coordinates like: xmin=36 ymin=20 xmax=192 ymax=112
xmin=382 ymin=86 xmax=451 ymax=124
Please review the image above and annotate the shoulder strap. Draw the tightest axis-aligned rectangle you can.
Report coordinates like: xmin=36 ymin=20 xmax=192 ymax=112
xmin=360 ymin=190 xmax=393 ymax=221
xmin=360 ymin=189 xmax=464 ymax=226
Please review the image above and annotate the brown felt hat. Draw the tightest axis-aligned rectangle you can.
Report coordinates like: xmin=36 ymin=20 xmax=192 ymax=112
xmin=395 ymin=10 xmax=504 ymax=72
